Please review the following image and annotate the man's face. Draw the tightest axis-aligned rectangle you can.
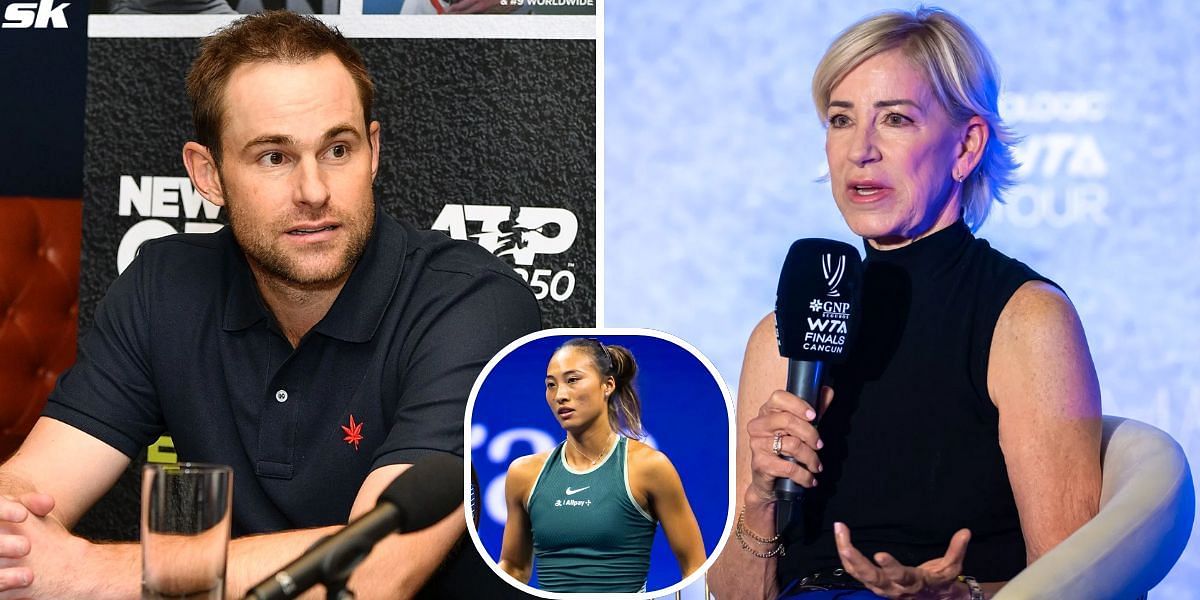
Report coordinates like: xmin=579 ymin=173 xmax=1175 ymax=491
xmin=215 ymin=53 xmax=379 ymax=289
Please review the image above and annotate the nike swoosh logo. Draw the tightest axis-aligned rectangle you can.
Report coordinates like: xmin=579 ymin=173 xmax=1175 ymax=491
xmin=564 ymin=486 xmax=590 ymax=496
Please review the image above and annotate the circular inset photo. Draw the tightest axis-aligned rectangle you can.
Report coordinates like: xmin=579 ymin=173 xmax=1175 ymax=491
xmin=466 ymin=329 xmax=733 ymax=598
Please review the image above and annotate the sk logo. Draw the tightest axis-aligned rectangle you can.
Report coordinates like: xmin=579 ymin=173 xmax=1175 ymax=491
xmin=341 ymin=414 xmax=364 ymax=451
xmin=822 ymin=253 xmax=846 ymax=297
xmin=2 ymin=0 xmax=71 ymax=29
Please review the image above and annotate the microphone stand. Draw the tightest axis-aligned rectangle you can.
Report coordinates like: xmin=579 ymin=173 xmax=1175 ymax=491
xmin=299 ymin=534 xmax=368 ymax=600
xmin=246 ymin=453 xmax=464 ymax=600
xmin=325 ymin=575 xmax=355 ymax=600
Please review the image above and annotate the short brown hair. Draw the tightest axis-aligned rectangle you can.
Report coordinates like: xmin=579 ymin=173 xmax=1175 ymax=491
xmin=185 ymin=11 xmax=375 ymax=163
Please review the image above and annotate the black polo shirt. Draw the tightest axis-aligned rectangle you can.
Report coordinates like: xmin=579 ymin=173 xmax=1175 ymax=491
xmin=46 ymin=206 xmax=541 ymax=536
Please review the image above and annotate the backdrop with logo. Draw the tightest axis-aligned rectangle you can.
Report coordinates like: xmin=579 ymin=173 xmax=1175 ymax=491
xmin=605 ymin=1 xmax=1200 ymax=594
xmin=76 ymin=11 xmax=595 ymax=540
xmin=467 ymin=332 xmax=731 ymax=594
xmin=82 ymin=26 xmax=595 ymax=331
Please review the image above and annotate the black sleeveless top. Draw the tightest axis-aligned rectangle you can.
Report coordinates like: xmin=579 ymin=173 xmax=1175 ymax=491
xmin=778 ymin=220 xmax=1053 ymax=583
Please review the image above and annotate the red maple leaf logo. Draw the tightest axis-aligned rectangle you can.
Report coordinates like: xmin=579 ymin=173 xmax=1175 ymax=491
xmin=341 ymin=414 xmax=364 ymax=451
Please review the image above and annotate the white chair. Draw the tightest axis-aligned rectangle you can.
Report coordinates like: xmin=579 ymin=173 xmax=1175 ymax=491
xmin=705 ymin=416 xmax=1193 ymax=599
xmin=995 ymin=416 xmax=1194 ymax=600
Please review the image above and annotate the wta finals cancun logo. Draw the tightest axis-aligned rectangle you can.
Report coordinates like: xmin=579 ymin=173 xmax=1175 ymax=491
xmin=808 ymin=254 xmax=851 ymax=322
xmin=808 ymin=254 xmax=851 ymax=320
xmin=806 ymin=253 xmax=851 ymax=352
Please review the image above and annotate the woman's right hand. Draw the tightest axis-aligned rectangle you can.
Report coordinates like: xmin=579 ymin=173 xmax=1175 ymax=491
xmin=744 ymin=386 xmax=833 ymax=507
xmin=709 ymin=315 xmax=832 ymax=600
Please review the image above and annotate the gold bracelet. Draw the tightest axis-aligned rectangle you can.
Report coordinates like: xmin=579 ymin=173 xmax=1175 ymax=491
xmin=735 ymin=505 xmax=785 ymax=557
xmin=735 ymin=520 xmax=785 ymax=558
xmin=738 ymin=505 xmax=781 ymax=544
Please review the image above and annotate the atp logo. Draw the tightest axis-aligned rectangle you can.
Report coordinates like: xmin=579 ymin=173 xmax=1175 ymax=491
xmin=432 ymin=204 xmax=581 ymax=302
xmin=822 ymin=253 xmax=846 ymax=298
xmin=2 ymin=0 xmax=70 ymax=29
xmin=432 ymin=204 xmax=577 ymax=267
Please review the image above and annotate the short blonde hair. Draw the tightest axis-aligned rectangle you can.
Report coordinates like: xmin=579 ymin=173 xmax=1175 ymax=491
xmin=812 ymin=6 xmax=1018 ymax=231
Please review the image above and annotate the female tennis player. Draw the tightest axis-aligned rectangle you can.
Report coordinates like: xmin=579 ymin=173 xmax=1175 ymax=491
xmin=498 ymin=338 xmax=706 ymax=593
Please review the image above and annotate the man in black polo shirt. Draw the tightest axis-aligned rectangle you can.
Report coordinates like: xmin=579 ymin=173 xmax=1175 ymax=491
xmin=0 ymin=12 xmax=539 ymax=599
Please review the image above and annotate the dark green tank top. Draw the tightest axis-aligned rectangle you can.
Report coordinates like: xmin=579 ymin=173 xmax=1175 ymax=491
xmin=527 ymin=436 xmax=657 ymax=592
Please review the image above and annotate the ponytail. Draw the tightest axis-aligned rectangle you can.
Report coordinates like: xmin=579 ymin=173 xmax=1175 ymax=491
xmin=558 ymin=338 xmax=645 ymax=439
xmin=604 ymin=344 xmax=644 ymax=439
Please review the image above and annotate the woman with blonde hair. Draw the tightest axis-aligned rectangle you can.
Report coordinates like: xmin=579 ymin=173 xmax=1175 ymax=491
xmin=711 ymin=7 xmax=1101 ymax=599
xmin=499 ymin=338 xmax=706 ymax=593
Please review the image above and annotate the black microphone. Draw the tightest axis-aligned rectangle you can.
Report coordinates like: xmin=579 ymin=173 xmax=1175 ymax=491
xmin=245 ymin=453 xmax=463 ymax=600
xmin=773 ymin=239 xmax=863 ymax=535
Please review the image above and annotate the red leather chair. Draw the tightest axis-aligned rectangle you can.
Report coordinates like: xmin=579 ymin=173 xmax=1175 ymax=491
xmin=0 ymin=197 xmax=83 ymax=459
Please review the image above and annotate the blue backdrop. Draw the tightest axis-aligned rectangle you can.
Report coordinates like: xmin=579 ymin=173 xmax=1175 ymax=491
xmin=605 ymin=1 xmax=1200 ymax=596
xmin=467 ymin=333 xmax=731 ymax=594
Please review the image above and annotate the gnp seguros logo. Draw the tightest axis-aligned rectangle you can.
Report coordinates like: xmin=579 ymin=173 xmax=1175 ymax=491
xmin=803 ymin=252 xmax=851 ymax=353
xmin=432 ymin=204 xmax=580 ymax=302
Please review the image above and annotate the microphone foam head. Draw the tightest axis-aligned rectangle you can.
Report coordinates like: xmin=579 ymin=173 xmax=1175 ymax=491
xmin=775 ymin=238 xmax=863 ymax=362
xmin=379 ymin=453 xmax=464 ymax=533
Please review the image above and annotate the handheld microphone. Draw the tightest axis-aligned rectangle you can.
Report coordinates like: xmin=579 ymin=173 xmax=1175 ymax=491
xmin=773 ymin=239 xmax=863 ymax=535
xmin=245 ymin=453 xmax=463 ymax=600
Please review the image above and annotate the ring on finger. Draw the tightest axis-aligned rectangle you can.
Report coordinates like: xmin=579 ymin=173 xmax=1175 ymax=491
xmin=772 ymin=432 xmax=784 ymax=457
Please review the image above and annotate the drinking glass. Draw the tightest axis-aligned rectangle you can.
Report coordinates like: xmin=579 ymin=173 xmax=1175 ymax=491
xmin=141 ymin=463 xmax=232 ymax=600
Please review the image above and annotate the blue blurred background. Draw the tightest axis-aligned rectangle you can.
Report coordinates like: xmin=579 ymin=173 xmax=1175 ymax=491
xmin=605 ymin=1 xmax=1199 ymax=596
xmin=468 ymin=333 xmax=731 ymax=593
